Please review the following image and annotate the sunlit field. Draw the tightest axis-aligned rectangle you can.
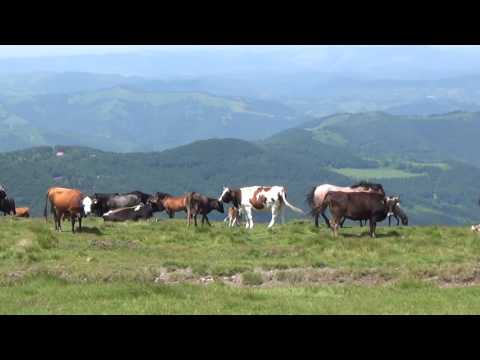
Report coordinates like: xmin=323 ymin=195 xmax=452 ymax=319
xmin=1 ymin=216 xmax=480 ymax=314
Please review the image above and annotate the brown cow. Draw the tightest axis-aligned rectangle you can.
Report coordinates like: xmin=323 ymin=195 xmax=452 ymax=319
xmin=148 ymin=192 xmax=192 ymax=221
xmin=15 ymin=207 xmax=30 ymax=218
xmin=44 ymin=187 xmax=93 ymax=233
xmin=320 ymin=191 xmax=399 ymax=238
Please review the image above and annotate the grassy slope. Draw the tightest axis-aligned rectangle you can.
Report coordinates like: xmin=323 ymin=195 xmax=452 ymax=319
xmin=1 ymin=217 xmax=480 ymax=314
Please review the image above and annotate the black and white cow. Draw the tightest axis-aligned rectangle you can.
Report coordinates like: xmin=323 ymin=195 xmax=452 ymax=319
xmin=218 ymin=186 xmax=304 ymax=229
xmin=102 ymin=203 xmax=156 ymax=222
xmin=92 ymin=193 xmax=142 ymax=217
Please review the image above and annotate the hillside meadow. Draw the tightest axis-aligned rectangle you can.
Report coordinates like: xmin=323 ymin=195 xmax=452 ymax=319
xmin=1 ymin=216 xmax=480 ymax=314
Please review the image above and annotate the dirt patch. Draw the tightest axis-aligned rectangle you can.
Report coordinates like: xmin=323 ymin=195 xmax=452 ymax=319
xmin=89 ymin=239 xmax=141 ymax=250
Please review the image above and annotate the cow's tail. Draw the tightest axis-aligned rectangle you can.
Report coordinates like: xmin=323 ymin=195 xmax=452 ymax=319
xmin=280 ymin=189 xmax=304 ymax=214
xmin=306 ymin=186 xmax=317 ymax=217
xmin=310 ymin=191 xmax=331 ymax=218
xmin=44 ymin=191 xmax=49 ymax=222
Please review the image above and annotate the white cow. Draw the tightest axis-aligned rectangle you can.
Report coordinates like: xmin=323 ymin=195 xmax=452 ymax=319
xmin=218 ymin=186 xmax=304 ymax=229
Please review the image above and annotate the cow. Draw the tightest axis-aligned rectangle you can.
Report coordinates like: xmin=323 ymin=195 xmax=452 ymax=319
xmin=44 ymin=187 xmax=93 ymax=233
xmin=218 ymin=186 xmax=304 ymax=229
xmin=0 ymin=184 xmax=6 ymax=200
xmin=187 ymin=192 xmax=224 ymax=226
xmin=224 ymin=207 xmax=242 ymax=227
xmin=320 ymin=191 xmax=399 ymax=238
xmin=472 ymin=224 xmax=480 ymax=233
xmin=102 ymin=203 xmax=155 ymax=222
xmin=307 ymin=181 xmax=385 ymax=228
xmin=91 ymin=193 xmax=141 ymax=217
xmin=125 ymin=191 xmax=152 ymax=204
xmin=387 ymin=197 xmax=408 ymax=226
xmin=15 ymin=207 xmax=30 ymax=218
xmin=148 ymin=192 xmax=190 ymax=219
xmin=0 ymin=197 xmax=16 ymax=216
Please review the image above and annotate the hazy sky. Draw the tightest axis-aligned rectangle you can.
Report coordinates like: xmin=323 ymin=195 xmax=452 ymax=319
xmin=0 ymin=45 xmax=476 ymax=58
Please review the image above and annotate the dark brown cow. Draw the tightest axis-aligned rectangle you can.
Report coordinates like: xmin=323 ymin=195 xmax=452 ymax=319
xmin=44 ymin=187 xmax=93 ymax=233
xmin=187 ymin=192 xmax=224 ymax=226
xmin=320 ymin=191 xmax=399 ymax=238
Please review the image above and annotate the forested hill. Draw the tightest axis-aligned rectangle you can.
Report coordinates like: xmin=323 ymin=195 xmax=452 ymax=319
xmin=1 ymin=132 xmax=479 ymax=225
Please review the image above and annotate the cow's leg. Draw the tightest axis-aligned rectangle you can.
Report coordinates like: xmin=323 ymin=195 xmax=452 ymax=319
xmin=321 ymin=211 xmax=331 ymax=228
xmin=268 ymin=206 xmax=279 ymax=229
xmin=205 ymin=215 xmax=212 ymax=226
xmin=331 ymin=218 xmax=339 ymax=237
xmin=369 ymin=219 xmax=376 ymax=238
xmin=280 ymin=205 xmax=285 ymax=225
xmin=396 ymin=216 xmax=400 ymax=226
xmin=71 ymin=216 xmax=76 ymax=233
xmin=388 ymin=215 xmax=391 ymax=226
xmin=244 ymin=207 xmax=253 ymax=229
xmin=340 ymin=217 xmax=346 ymax=228
xmin=314 ymin=213 xmax=319 ymax=227
xmin=78 ymin=217 xmax=82 ymax=232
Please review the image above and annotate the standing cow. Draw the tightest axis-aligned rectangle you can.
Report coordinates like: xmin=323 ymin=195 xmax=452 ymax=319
xmin=187 ymin=192 xmax=224 ymax=226
xmin=218 ymin=186 xmax=304 ymax=229
xmin=306 ymin=181 xmax=385 ymax=228
xmin=0 ymin=184 xmax=6 ymax=200
xmin=320 ymin=191 xmax=399 ymax=238
xmin=0 ymin=197 xmax=16 ymax=216
xmin=44 ymin=187 xmax=93 ymax=233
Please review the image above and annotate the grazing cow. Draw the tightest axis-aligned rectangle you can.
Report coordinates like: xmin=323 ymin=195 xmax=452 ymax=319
xmin=187 ymin=192 xmax=224 ymax=226
xmin=91 ymin=193 xmax=141 ymax=217
xmin=387 ymin=197 xmax=408 ymax=226
xmin=321 ymin=191 xmax=399 ymax=238
xmin=0 ymin=197 xmax=16 ymax=216
xmin=149 ymin=192 xmax=191 ymax=219
xmin=102 ymin=203 xmax=155 ymax=222
xmin=218 ymin=186 xmax=304 ymax=229
xmin=224 ymin=207 xmax=242 ymax=227
xmin=15 ymin=207 xmax=30 ymax=218
xmin=307 ymin=181 xmax=385 ymax=228
xmin=44 ymin=187 xmax=92 ymax=233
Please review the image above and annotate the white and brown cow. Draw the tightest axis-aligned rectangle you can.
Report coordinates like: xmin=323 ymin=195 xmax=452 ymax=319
xmin=218 ymin=186 xmax=304 ymax=229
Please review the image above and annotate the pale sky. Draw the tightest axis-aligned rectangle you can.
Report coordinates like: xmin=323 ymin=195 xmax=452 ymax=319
xmin=0 ymin=45 xmax=475 ymax=58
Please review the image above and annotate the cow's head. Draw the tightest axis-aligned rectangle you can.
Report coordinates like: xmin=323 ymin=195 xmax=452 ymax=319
xmin=219 ymin=187 xmax=233 ymax=203
xmin=82 ymin=196 xmax=93 ymax=216
xmin=385 ymin=196 xmax=400 ymax=217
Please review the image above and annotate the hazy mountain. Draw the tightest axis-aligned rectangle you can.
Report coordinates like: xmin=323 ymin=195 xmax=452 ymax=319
xmin=0 ymin=86 xmax=305 ymax=152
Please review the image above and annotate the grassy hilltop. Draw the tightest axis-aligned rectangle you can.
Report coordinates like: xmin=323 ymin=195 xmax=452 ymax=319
xmin=1 ymin=217 xmax=480 ymax=314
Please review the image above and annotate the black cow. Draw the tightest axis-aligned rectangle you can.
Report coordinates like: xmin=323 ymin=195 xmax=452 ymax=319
xmin=187 ymin=192 xmax=224 ymax=226
xmin=125 ymin=191 xmax=152 ymax=204
xmin=0 ymin=197 xmax=16 ymax=216
xmin=92 ymin=193 xmax=141 ymax=216
xmin=102 ymin=204 xmax=155 ymax=222
xmin=320 ymin=192 xmax=399 ymax=238
xmin=0 ymin=184 xmax=6 ymax=200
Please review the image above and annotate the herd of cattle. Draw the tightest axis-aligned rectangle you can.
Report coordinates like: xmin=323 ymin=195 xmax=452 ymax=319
xmin=0 ymin=181 xmax=411 ymax=237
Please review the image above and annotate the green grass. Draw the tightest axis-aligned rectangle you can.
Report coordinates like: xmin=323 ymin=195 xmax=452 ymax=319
xmin=330 ymin=167 xmax=425 ymax=179
xmin=1 ymin=217 xmax=480 ymax=314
